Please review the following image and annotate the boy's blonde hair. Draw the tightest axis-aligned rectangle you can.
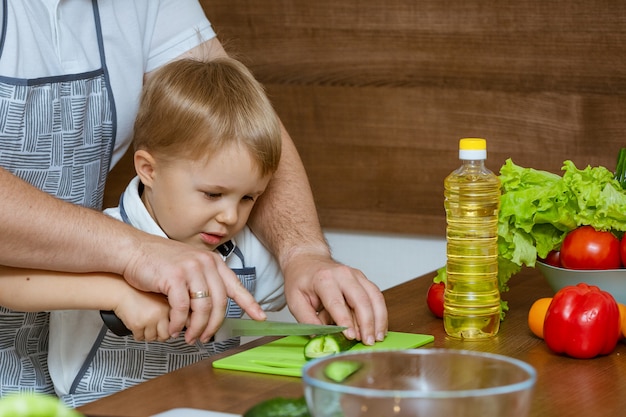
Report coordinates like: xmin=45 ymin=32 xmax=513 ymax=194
xmin=133 ymin=57 xmax=281 ymax=176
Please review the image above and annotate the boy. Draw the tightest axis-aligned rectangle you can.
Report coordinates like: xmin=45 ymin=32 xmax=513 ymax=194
xmin=48 ymin=57 xmax=285 ymax=407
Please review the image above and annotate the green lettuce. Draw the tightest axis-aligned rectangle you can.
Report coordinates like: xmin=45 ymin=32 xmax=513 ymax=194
xmin=497 ymin=158 xmax=626 ymax=281
xmin=437 ymin=158 xmax=626 ymax=318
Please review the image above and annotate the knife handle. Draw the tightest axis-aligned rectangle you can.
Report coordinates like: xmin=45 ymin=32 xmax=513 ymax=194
xmin=100 ymin=310 xmax=133 ymax=336
xmin=100 ymin=310 xmax=194 ymax=339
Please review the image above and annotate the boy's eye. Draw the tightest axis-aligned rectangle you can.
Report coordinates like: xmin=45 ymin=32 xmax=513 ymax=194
xmin=205 ymin=192 xmax=222 ymax=199
xmin=242 ymin=195 xmax=255 ymax=202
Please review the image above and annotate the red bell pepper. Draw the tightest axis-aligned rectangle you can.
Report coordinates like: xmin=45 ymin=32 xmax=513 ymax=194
xmin=543 ymin=283 xmax=621 ymax=359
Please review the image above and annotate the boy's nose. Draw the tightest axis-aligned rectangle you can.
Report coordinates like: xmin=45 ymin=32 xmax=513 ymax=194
xmin=217 ymin=205 xmax=238 ymax=225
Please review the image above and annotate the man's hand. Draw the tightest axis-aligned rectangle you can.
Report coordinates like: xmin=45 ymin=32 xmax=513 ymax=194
xmin=121 ymin=235 xmax=266 ymax=344
xmin=282 ymin=250 xmax=388 ymax=346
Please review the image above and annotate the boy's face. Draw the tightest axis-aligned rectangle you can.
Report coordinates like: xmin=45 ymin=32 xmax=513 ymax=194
xmin=139 ymin=144 xmax=272 ymax=252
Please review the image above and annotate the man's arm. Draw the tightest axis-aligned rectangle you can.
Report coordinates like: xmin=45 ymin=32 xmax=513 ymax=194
xmin=0 ymin=166 xmax=266 ymax=344
xmin=248 ymin=124 xmax=388 ymax=345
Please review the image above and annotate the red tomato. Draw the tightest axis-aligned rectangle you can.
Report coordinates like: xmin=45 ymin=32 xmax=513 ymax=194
xmin=621 ymin=237 xmax=626 ymax=267
xmin=560 ymin=226 xmax=621 ymax=270
xmin=426 ymin=282 xmax=445 ymax=318
xmin=541 ymin=250 xmax=561 ymax=267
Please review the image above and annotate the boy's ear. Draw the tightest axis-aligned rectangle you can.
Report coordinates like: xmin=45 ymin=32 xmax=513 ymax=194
xmin=134 ymin=149 xmax=157 ymax=187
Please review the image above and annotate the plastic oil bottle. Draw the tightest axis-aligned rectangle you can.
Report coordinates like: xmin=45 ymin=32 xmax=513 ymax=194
xmin=443 ymin=138 xmax=501 ymax=339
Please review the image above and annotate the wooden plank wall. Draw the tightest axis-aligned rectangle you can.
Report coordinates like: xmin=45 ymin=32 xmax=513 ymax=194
xmin=104 ymin=1 xmax=626 ymax=237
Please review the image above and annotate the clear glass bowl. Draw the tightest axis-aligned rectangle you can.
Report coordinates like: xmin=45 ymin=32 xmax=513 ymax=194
xmin=302 ymin=349 xmax=536 ymax=417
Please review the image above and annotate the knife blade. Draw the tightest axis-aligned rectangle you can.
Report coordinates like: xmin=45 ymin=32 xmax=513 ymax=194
xmin=215 ymin=318 xmax=346 ymax=338
xmin=100 ymin=311 xmax=345 ymax=338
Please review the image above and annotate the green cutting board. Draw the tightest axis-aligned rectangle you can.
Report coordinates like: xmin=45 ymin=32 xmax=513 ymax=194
xmin=212 ymin=331 xmax=434 ymax=377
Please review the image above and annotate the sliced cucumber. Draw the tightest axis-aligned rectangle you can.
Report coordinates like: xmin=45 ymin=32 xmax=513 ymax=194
xmin=303 ymin=333 xmax=358 ymax=360
xmin=323 ymin=360 xmax=363 ymax=382
xmin=243 ymin=396 xmax=310 ymax=417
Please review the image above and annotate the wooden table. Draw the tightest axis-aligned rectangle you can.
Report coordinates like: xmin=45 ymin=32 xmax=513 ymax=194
xmin=79 ymin=267 xmax=626 ymax=417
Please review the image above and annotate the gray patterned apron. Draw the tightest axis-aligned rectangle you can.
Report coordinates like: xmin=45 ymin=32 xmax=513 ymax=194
xmin=60 ymin=191 xmax=257 ymax=408
xmin=0 ymin=0 xmax=115 ymax=396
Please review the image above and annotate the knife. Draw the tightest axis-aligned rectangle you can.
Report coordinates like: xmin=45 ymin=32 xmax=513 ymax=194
xmin=100 ymin=310 xmax=346 ymax=338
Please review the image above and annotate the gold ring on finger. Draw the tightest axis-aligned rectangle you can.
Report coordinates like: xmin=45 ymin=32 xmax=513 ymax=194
xmin=190 ymin=290 xmax=210 ymax=299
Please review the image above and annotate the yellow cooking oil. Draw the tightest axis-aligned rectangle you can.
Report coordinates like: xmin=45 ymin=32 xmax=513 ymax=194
xmin=443 ymin=138 xmax=501 ymax=339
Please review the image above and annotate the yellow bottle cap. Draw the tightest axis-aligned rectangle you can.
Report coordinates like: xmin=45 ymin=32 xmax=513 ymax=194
xmin=460 ymin=138 xmax=486 ymax=150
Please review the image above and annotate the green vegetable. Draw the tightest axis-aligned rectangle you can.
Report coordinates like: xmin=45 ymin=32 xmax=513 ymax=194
xmin=615 ymin=148 xmax=626 ymax=189
xmin=323 ymin=360 xmax=362 ymax=382
xmin=436 ymin=158 xmax=626 ymax=318
xmin=498 ymin=158 xmax=626 ymax=271
xmin=0 ymin=394 xmax=83 ymax=417
xmin=303 ymin=333 xmax=358 ymax=360
xmin=243 ymin=396 xmax=310 ymax=417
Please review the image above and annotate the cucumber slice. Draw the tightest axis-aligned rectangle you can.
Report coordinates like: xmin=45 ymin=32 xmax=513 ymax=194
xmin=303 ymin=333 xmax=358 ymax=360
xmin=243 ymin=396 xmax=310 ymax=417
xmin=323 ymin=360 xmax=363 ymax=382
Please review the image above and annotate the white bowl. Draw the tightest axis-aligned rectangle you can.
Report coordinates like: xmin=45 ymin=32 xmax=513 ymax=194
xmin=302 ymin=349 xmax=536 ymax=417
xmin=536 ymin=261 xmax=626 ymax=304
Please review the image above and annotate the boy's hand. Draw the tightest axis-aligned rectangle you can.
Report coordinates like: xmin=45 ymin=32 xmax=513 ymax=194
xmin=113 ymin=289 xmax=171 ymax=342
